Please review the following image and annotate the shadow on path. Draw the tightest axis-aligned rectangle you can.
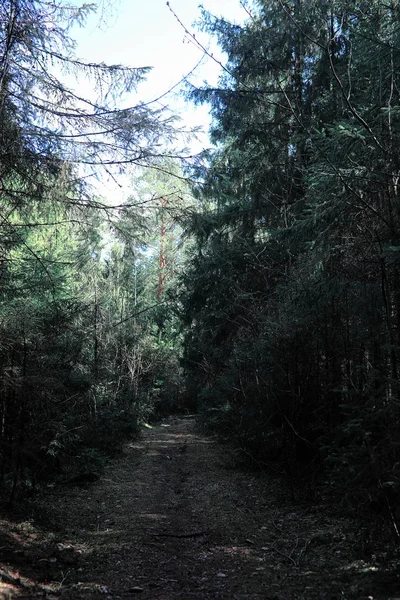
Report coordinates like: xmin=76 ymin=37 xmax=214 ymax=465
xmin=1 ymin=416 xmax=399 ymax=599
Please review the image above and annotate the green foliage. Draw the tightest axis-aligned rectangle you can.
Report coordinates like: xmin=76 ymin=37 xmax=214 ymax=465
xmin=0 ymin=2 xmax=189 ymax=504
xmin=181 ymin=0 xmax=400 ymax=527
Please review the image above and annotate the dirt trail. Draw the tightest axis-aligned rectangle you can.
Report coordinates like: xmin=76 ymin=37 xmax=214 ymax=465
xmin=0 ymin=417 xmax=399 ymax=599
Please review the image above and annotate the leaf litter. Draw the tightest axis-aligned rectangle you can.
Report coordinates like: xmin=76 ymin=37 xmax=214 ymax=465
xmin=0 ymin=417 xmax=399 ymax=599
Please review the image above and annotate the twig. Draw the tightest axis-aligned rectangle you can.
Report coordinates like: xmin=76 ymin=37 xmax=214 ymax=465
xmin=272 ymin=520 xmax=283 ymax=534
xmin=112 ymin=300 xmax=170 ymax=327
xmin=269 ymin=545 xmax=297 ymax=566
xmin=55 ymin=571 xmax=71 ymax=590
xmin=153 ymin=529 xmax=212 ymax=539
xmin=289 ymin=536 xmax=299 ymax=559
xmin=141 ymin=541 xmax=175 ymax=554
xmin=264 ymin=538 xmax=309 ymax=567
xmin=326 ymin=41 xmax=385 ymax=152
xmin=296 ymin=539 xmax=310 ymax=566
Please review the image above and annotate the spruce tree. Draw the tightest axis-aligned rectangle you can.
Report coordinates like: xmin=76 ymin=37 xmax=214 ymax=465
xmin=182 ymin=0 xmax=400 ymax=518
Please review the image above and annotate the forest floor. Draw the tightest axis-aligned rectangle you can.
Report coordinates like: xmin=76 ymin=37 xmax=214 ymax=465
xmin=0 ymin=416 xmax=399 ymax=600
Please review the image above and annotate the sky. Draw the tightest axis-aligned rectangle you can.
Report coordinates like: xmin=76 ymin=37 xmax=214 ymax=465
xmin=69 ymin=0 xmax=247 ymax=150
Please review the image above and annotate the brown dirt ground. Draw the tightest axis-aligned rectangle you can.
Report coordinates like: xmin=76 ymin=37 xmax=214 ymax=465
xmin=0 ymin=416 xmax=399 ymax=600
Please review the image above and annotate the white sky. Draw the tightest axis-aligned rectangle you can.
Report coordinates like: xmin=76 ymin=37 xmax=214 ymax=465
xmin=70 ymin=0 xmax=247 ymax=148
xmin=65 ymin=1 xmax=247 ymax=203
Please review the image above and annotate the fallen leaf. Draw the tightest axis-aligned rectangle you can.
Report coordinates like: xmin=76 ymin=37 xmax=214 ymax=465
xmin=98 ymin=586 xmax=110 ymax=594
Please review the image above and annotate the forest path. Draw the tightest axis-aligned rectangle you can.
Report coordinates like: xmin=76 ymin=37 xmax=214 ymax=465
xmin=0 ymin=417 xmax=397 ymax=599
